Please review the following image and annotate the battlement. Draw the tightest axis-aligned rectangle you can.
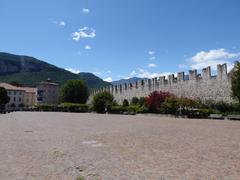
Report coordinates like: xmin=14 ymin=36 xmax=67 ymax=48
xmin=90 ymin=64 xmax=232 ymax=103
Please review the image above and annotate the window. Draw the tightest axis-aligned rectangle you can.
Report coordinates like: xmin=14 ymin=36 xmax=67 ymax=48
xmin=37 ymin=97 xmax=43 ymax=101
xmin=14 ymin=91 xmax=16 ymax=95
xmin=14 ymin=97 xmax=16 ymax=102
xmin=19 ymin=97 xmax=21 ymax=102
xmin=37 ymin=90 xmax=44 ymax=96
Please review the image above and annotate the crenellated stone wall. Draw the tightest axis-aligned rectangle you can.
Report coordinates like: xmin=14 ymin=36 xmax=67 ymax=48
xmin=90 ymin=64 xmax=233 ymax=103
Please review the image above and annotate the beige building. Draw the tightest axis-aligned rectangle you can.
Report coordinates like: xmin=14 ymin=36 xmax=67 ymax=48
xmin=37 ymin=79 xmax=59 ymax=105
xmin=0 ymin=83 xmax=37 ymax=111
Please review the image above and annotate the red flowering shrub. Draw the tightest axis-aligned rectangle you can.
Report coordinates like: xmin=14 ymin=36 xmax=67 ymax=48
xmin=146 ymin=91 xmax=172 ymax=112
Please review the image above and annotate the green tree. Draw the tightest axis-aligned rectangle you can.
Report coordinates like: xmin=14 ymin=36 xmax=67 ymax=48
xmin=92 ymin=91 xmax=114 ymax=113
xmin=0 ymin=87 xmax=10 ymax=112
xmin=131 ymin=97 xmax=139 ymax=105
xmin=9 ymin=81 xmax=23 ymax=87
xmin=60 ymin=80 xmax=89 ymax=104
xmin=138 ymin=97 xmax=147 ymax=107
xmin=231 ymin=61 xmax=240 ymax=103
xmin=122 ymin=99 xmax=129 ymax=107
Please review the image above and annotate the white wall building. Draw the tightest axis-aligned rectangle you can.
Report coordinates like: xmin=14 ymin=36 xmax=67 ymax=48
xmin=0 ymin=83 xmax=37 ymax=111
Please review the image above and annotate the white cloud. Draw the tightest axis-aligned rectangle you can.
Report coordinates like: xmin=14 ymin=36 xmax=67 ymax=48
xmin=124 ymin=69 xmax=172 ymax=79
xmin=148 ymin=63 xmax=157 ymax=68
xmin=72 ymin=27 xmax=96 ymax=41
xmin=85 ymin=45 xmax=92 ymax=50
xmin=54 ymin=21 xmax=65 ymax=26
xmin=130 ymin=71 xmax=137 ymax=76
xmin=185 ymin=49 xmax=240 ymax=71
xmin=104 ymin=77 xmax=113 ymax=82
xmin=136 ymin=69 xmax=172 ymax=79
xmin=93 ymin=72 xmax=101 ymax=76
xmin=148 ymin=51 xmax=155 ymax=55
xmin=53 ymin=21 xmax=66 ymax=26
xmin=149 ymin=57 xmax=156 ymax=60
xmin=82 ymin=8 xmax=90 ymax=14
xmin=59 ymin=21 xmax=66 ymax=26
xmin=93 ymin=70 xmax=111 ymax=77
xmin=65 ymin=68 xmax=80 ymax=74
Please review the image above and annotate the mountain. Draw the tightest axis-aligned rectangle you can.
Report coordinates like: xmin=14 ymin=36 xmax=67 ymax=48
xmin=0 ymin=52 xmax=110 ymax=89
xmin=111 ymin=77 xmax=148 ymax=85
xmin=78 ymin=72 xmax=111 ymax=89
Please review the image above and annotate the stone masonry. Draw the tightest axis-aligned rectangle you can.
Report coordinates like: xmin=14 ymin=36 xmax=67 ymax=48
xmin=90 ymin=64 xmax=233 ymax=103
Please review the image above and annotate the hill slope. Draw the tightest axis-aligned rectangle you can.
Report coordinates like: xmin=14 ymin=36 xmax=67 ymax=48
xmin=0 ymin=52 xmax=110 ymax=89
xmin=112 ymin=77 xmax=148 ymax=85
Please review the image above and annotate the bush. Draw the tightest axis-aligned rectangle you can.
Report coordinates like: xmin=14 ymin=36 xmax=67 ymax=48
xmin=138 ymin=97 xmax=147 ymax=107
xmin=160 ymin=97 xmax=179 ymax=114
xmin=59 ymin=103 xmax=89 ymax=112
xmin=214 ymin=101 xmax=231 ymax=113
xmin=127 ymin=105 xmax=139 ymax=114
xmin=37 ymin=104 xmax=56 ymax=111
xmin=178 ymin=97 xmax=199 ymax=108
xmin=112 ymin=100 xmax=118 ymax=106
xmin=35 ymin=103 xmax=89 ymax=112
xmin=231 ymin=61 xmax=240 ymax=103
xmin=109 ymin=105 xmax=149 ymax=114
xmin=187 ymin=108 xmax=212 ymax=119
xmin=122 ymin=99 xmax=129 ymax=107
xmin=92 ymin=92 xmax=114 ymax=113
xmin=131 ymin=97 xmax=139 ymax=105
xmin=109 ymin=106 xmax=127 ymax=114
xmin=230 ymin=103 xmax=240 ymax=112
xmin=146 ymin=91 xmax=172 ymax=113
xmin=202 ymin=100 xmax=240 ymax=115
xmin=136 ymin=106 xmax=149 ymax=114
xmin=0 ymin=87 xmax=10 ymax=112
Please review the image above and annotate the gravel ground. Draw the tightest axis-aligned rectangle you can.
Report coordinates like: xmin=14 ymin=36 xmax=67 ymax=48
xmin=0 ymin=112 xmax=240 ymax=180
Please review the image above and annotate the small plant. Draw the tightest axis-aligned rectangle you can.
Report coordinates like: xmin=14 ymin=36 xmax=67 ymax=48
xmin=122 ymin=99 xmax=129 ymax=107
xmin=76 ymin=176 xmax=85 ymax=180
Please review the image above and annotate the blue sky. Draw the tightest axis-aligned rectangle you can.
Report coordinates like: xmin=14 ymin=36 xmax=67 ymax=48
xmin=1 ymin=0 xmax=240 ymax=82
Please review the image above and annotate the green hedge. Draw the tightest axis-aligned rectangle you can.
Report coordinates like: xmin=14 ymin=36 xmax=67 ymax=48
xmin=109 ymin=105 xmax=149 ymax=115
xmin=35 ymin=103 xmax=89 ymax=113
xmin=58 ymin=103 xmax=89 ymax=112
xmin=187 ymin=108 xmax=212 ymax=119
xmin=109 ymin=106 xmax=127 ymax=114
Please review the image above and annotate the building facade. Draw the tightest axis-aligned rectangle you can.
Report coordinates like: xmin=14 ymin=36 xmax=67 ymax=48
xmin=0 ymin=83 xmax=37 ymax=111
xmin=37 ymin=79 xmax=59 ymax=105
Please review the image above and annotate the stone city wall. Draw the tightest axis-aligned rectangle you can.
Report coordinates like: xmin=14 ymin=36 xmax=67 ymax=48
xmin=90 ymin=64 xmax=233 ymax=103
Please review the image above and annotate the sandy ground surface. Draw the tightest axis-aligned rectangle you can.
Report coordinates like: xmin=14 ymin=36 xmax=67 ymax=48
xmin=0 ymin=112 xmax=240 ymax=180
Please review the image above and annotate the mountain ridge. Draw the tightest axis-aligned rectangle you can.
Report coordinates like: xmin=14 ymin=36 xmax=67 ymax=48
xmin=0 ymin=52 xmax=111 ymax=89
xmin=111 ymin=77 xmax=148 ymax=85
